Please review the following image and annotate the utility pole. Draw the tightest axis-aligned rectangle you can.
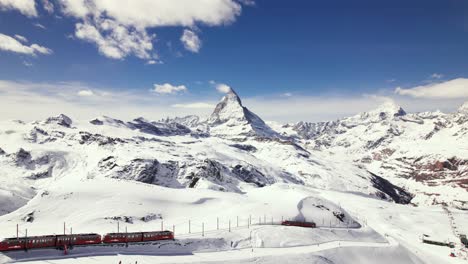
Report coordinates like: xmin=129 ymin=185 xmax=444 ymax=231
xmin=173 ymin=225 xmax=175 ymax=235
xmin=64 ymin=222 xmax=66 ymax=235
xmin=202 ymin=222 xmax=204 ymax=237
xmin=16 ymin=224 xmax=18 ymax=239
xmin=161 ymin=221 xmax=163 ymax=231
xmin=189 ymin=220 xmax=191 ymax=234
xmin=117 ymin=222 xmax=120 ymax=233
xmin=217 ymin=217 xmax=219 ymax=230
xmin=229 ymin=220 xmax=231 ymax=232
xmin=71 ymin=227 xmax=73 ymax=235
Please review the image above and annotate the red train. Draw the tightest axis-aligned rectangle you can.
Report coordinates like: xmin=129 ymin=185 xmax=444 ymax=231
xmin=0 ymin=231 xmax=174 ymax=252
xmin=281 ymin=220 xmax=316 ymax=228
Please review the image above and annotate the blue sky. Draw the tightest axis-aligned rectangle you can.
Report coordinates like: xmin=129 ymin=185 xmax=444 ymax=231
xmin=0 ymin=0 xmax=468 ymax=122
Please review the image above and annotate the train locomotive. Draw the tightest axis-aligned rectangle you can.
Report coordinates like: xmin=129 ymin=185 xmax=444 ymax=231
xmin=0 ymin=231 xmax=174 ymax=252
xmin=281 ymin=220 xmax=316 ymax=228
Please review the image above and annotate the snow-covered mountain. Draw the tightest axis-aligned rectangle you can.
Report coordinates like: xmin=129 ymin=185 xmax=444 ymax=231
xmin=277 ymin=100 xmax=468 ymax=209
xmin=1 ymin=88 xmax=468 ymax=263
xmin=0 ymin=89 xmax=425 ymax=218
xmin=207 ymin=88 xmax=279 ymax=138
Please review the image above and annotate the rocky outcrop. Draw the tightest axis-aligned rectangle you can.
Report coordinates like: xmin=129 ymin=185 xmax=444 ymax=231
xmin=231 ymin=164 xmax=272 ymax=187
xmin=45 ymin=114 xmax=73 ymax=128
xmin=369 ymin=172 xmax=413 ymax=204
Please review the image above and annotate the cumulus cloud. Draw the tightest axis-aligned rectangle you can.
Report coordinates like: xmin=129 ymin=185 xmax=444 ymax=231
xmin=153 ymin=83 xmax=188 ymax=95
xmin=395 ymin=78 xmax=468 ymax=99
xmin=75 ymin=20 xmax=154 ymax=59
xmin=58 ymin=0 xmax=244 ymax=60
xmin=77 ymin=89 xmax=94 ymax=97
xmin=0 ymin=33 xmax=52 ymax=56
xmin=181 ymin=29 xmax=201 ymax=53
xmin=172 ymin=102 xmax=215 ymax=109
xmin=216 ymin=83 xmax=233 ymax=93
xmin=0 ymin=0 xmax=37 ymax=17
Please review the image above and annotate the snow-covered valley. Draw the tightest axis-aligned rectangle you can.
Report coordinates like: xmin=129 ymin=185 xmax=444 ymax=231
xmin=0 ymin=88 xmax=467 ymax=263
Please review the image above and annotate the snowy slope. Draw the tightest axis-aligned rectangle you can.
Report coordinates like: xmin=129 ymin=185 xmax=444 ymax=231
xmin=0 ymin=90 xmax=467 ymax=263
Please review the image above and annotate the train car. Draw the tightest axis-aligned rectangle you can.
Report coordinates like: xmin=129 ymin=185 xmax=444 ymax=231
xmin=102 ymin=232 xmax=143 ymax=244
xmin=56 ymin=233 xmax=102 ymax=249
xmin=0 ymin=235 xmax=56 ymax=251
xmin=142 ymin=231 xmax=174 ymax=242
xmin=281 ymin=220 xmax=316 ymax=228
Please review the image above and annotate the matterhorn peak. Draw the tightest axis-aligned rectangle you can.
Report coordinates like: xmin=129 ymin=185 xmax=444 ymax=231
xmin=368 ymin=100 xmax=406 ymax=119
xmin=208 ymin=87 xmax=278 ymax=137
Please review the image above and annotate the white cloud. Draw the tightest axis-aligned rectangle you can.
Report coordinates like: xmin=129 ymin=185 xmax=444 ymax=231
xmin=216 ymin=83 xmax=232 ymax=93
xmin=281 ymin=92 xmax=292 ymax=97
xmin=14 ymin=34 xmax=28 ymax=43
xmin=146 ymin=59 xmax=162 ymax=65
xmin=153 ymin=83 xmax=188 ymax=95
xmin=77 ymin=89 xmax=94 ymax=97
xmin=0 ymin=79 xmax=465 ymax=123
xmin=23 ymin=61 xmax=33 ymax=67
xmin=75 ymin=20 xmax=154 ymax=60
xmin=0 ymin=80 xmax=212 ymax=121
xmin=41 ymin=0 xmax=54 ymax=14
xmin=172 ymin=102 xmax=215 ymax=109
xmin=181 ymin=29 xmax=201 ymax=53
xmin=0 ymin=0 xmax=37 ymax=17
xmin=0 ymin=33 xmax=52 ymax=56
xmin=395 ymin=78 xmax=468 ymax=99
xmin=34 ymin=23 xmax=46 ymax=29
xmin=58 ymin=0 xmax=243 ymax=60
xmin=430 ymin=73 xmax=444 ymax=79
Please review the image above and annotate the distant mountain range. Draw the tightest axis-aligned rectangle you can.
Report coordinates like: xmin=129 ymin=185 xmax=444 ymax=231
xmin=0 ymin=88 xmax=466 ymax=218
